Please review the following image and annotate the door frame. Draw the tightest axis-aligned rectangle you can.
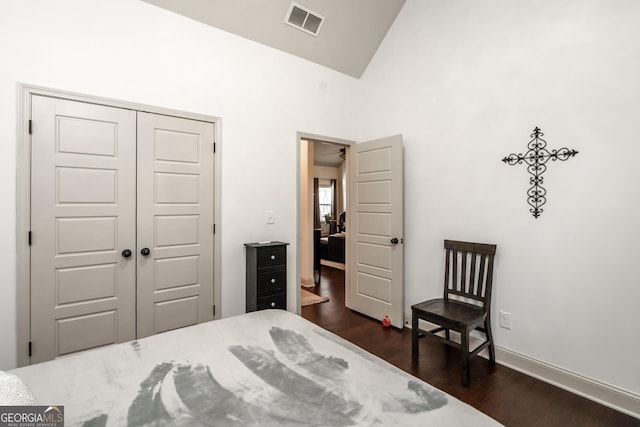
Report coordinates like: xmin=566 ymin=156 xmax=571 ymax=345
xmin=16 ymin=83 xmax=222 ymax=367
xmin=295 ymin=131 xmax=353 ymax=313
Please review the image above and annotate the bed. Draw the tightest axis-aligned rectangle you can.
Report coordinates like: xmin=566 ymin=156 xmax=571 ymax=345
xmin=9 ymin=310 xmax=502 ymax=426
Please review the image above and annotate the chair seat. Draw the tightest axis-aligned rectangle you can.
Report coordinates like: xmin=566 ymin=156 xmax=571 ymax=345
xmin=412 ymin=299 xmax=486 ymax=330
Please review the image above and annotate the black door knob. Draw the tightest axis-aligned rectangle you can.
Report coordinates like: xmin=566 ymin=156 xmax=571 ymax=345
xmin=141 ymin=248 xmax=151 ymax=256
xmin=390 ymin=238 xmax=399 ymax=244
xmin=121 ymin=249 xmax=132 ymax=258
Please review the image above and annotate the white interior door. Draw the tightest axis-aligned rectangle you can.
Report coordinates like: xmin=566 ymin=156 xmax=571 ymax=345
xmin=136 ymin=112 xmax=215 ymax=338
xmin=30 ymin=95 xmax=137 ymax=363
xmin=348 ymin=135 xmax=404 ymax=327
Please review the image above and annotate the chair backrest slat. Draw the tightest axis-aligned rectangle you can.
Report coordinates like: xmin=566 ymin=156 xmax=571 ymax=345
xmin=469 ymin=252 xmax=477 ymax=295
xmin=452 ymin=248 xmax=458 ymax=293
xmin=476 ymin=253 xmax=486 ymax=298
xmin=443 ymin=240 xmax=497 ymax=308
xmin=461 ymin=251 xmax=468 ymax=293
xmin=444 ymin=248 xmax=451 ymax=300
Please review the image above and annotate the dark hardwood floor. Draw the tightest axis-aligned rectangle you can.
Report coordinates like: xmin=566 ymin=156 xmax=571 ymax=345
xmin=302 ymin=266 xmax=639 ymax=427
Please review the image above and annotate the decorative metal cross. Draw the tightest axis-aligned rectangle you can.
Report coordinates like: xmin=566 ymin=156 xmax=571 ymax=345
xmin=502 ymin=127 xmax=578 ymax=218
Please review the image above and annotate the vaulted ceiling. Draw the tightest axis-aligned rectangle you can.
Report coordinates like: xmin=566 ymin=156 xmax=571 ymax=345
xmin=141 ymin=0 xmax=406 ymax=78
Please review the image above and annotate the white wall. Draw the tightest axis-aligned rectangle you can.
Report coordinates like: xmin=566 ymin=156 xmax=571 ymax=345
xmin=314 ymin=165 xmax=342 ymax=180
xmin=0 ymin=0 xmax=358 ymax=370
xmin=358 ymin=0 xmax=640 ymax=395
xmin=299 ymin=140 xmax=314 ymax=287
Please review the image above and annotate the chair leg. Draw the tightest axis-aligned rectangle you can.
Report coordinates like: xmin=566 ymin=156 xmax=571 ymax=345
xmin=461 ymin=329 xmax=470 ymax=387
xmin=445 ymin=329 xmax=450 ymax=340
xmin=411 ymin=312 xmax=419 ymax=361
xmin=485 ymin=318 xmax=496 ymax=364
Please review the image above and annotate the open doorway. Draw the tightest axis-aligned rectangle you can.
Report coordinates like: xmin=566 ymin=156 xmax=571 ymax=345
xmin=297 ymin=133 xmax=404 ymax=327
xmin=314 ymin=141 xmax=347 ymax=270
xmin=297 ymin=134 xmax=352 ymax=313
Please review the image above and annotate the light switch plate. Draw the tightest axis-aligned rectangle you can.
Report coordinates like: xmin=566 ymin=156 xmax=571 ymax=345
xmin=266 ymin=210 xmax=274 ymax=224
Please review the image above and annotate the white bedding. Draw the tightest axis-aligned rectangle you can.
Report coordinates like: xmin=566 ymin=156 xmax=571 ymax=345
xmin=0 ymin=370 xmax=37 ymax=405
xmin=11 ymin=310 xmax=502 ymax=426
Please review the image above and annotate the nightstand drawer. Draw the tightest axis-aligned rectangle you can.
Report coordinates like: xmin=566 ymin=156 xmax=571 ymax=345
xmin=256 ymin=292 xmax=286 ymax=310
xmin=256 ymin=245 xmax=286 ymax=268
xmin=257 ymin=269 xmax=286 ymax=295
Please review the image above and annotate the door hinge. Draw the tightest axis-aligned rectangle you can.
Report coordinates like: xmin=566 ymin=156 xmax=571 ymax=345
xmin=213 ymin=223 xmax=216 ymax=234
xmin=28 ymin=341 xmax=32 ymax=357
xmin=28 ymin=231 xmax=32 ymax=246
xmin=213 ymin=305 xmax=216 ymax=317
xmin=28 ymin=120 xmax=32 ymax=135
xmin=213 ymin=142 xmax=216 ymax=154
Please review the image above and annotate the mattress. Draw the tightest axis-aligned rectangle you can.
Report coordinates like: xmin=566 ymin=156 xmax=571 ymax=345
xmin=11 ymin=310 xmax=502 ymax=426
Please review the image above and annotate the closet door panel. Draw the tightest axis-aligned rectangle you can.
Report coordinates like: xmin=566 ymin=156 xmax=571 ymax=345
xmin=30 ymin=95 xmax=136 ymax=363
xmin=136 ymin=112 xmax=215 ymax=338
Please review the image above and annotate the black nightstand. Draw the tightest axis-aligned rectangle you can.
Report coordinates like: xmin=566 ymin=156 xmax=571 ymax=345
xmin=244 ymin=241 xmax=288 ymax=312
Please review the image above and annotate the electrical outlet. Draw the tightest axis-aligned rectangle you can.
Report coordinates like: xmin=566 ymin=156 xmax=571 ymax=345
xmin=265 ymin=210 xmax=274 ymax=224
xmin=499 ymin=311 xmax=512 ymax=330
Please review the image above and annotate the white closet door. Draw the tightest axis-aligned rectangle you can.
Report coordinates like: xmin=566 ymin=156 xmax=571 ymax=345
xmin=136 ymin=112 xmax=215 ymax=338
xmin=30 ymin=95 xmax=137 ymax=363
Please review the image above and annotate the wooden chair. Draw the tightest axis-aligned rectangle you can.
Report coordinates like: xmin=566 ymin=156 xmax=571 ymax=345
xmin=411 ymin=240 xmax=497 ymax=386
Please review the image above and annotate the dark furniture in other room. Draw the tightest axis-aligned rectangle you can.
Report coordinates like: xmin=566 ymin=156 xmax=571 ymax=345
xmin=245 ymin=241 xmax=288 ymax=312
xmin=320 ymin=233 xmax=345 ymax=263
xmin=327 ymin=219 xmax=337 ymax=235
xmin=411 ymin=239 xmax=497 ymax=386
xmin=313 ymin=228 xmax=321 ymax=282
xmin=337 ymin=211 xmax=346 ymax=232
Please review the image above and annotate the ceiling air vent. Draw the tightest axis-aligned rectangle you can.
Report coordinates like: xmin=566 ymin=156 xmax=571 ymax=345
xmin=285 ymin=2 xmax=325 ymax=37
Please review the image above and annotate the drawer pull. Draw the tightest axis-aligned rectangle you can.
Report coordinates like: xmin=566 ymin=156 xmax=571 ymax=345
xmin=270 ymin=254 xmax=276 ymax=260
xmin=270 ymin=302 xmax=276 ymax=307
xmin=271 ymin=278 xmax=276 ymax=284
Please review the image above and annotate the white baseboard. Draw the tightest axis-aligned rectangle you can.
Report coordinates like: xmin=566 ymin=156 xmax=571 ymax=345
xmin=496 ymin=345 xmax=640 ymax=419
xmin=403 ymin=313 xmax=640 ymax=419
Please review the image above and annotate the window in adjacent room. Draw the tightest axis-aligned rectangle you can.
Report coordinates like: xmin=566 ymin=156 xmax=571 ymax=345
xmin=318 ymin=179 xmax=333 ymax=221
